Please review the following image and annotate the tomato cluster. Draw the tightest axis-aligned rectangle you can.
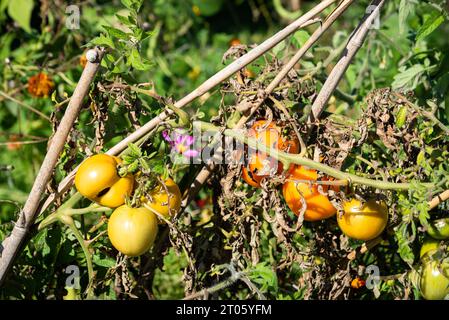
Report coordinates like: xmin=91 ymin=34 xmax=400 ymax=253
xmin=74 ymin=154 xmax=181 ymax=257
xmin=241 ymin=119 xmax=389 ymax=241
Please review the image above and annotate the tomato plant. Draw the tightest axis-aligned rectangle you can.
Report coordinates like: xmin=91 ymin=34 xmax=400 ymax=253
xmin=0 ymin=0 xmax=449 ymax=302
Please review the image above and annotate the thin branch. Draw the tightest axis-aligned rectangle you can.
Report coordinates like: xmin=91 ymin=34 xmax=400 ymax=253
xmin=0 ymin=90 xmax=51 ymax=122
xmin=428 ymin=189 xmax=449 ymax=211
xmin=0 ymin=48 xmax=105 ymax=285
xmin=309 ymin=0 xmax=387 ymax=122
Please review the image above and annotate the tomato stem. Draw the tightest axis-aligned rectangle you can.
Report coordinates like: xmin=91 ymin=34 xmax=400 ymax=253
xmin=65 ymin=220 xmax=95 ymax=299
xmin=195 ymin=123 xmax=437 ymax=190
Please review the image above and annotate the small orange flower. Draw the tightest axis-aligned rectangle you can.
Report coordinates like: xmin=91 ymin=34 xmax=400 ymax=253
xmin=6 ymin=134 xmax=21 ymax=151
xmin=80 ymin=54 xmax=88 ymax=68
xmin=351 ymin=277 xmax=366 ymax=289
xmin=229 ymin=38 xmax=242 ymax=47
xmin=27 ymin=73 xmax=54 ymax=98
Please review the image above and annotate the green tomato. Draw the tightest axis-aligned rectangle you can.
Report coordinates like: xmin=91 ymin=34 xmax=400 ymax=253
xmin=420 ymin=237 xmax=441 ymax=258
xmin=427 ymin=218 xmax=449 ymax=240
xmin=419 ymin=260 xmax=449 ymax=300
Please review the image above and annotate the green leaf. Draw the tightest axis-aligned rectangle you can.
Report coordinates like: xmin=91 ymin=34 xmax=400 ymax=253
xmin=398 ymin=0 xmax=416 ymax=34
xmin=395 ymin=105 xmax=408 ymax=129
xmin=90 ymin=34 xmax=115 ymax=49
xmin=395 ymin=222 xmax=415 ymax=265
xmin=416 ymin=12 xmax=445 ymax=42
xmin=7 ymin=0 xmax=34 ymax=33
xmin=128 ymin=142 xmax=142 ymax=158
xmin=127 ymin=160 xmax=139 ymax=173
xmin=120 ymin=0 xmax=133 ymax=10
xmin=248 ymin=263 xmax=278 ymax=293
xmin=121 ymin=0 xmax=143 ymax=12
xmin=102 ymin=25 xmax=129 ymax=40
xmin=128 ymin=48 xmax=152 ymax=71
xmin=392 ymin=64 xmax=426 ymax=91
xmin=115 ymin=13 xmax=132 ymax=26
xmin=93 ymin=255 xmax=116 ymax=268
xmin=292 ymin=30 xmax=310 ymax=48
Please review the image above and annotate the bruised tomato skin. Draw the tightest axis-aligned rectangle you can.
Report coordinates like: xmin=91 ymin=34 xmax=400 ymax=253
xmin=107 ymin=205 xmax=158 ymax=257
xmin=75 ymin=154 xmax=134 ymax=208
xmin=337 ymin=199 xmax=388 ymax=241
xmin=282 ymin=165 xmax=337 ymax=222
xmin=241 ymin=120 xmax=299 ymax=188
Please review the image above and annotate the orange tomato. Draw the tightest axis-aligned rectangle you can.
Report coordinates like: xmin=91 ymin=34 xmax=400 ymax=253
xmin=282 ymin=165 xmax=337 ymax=221
xmin=351 ymin=277 xmax=366 ymax=289
xmin=242 ymin=120 xmax=299 ymax=188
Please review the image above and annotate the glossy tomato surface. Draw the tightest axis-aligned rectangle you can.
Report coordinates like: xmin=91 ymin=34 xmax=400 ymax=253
xmin=75 ymin=154 xmax=134 ymax=208
xmin=337 ymin=199 xmax=388 ymax=241
xmin=419 ymin=259 xmax=449 ymax=300
xmin=107 ymin=205 xmax=158 ymax=257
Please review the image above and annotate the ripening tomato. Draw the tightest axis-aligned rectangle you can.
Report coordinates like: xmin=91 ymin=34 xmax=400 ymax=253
xmin=420 ymin=237 xmax=442 ymax=258
xmin=107 ymin=205 xmax=158 ymax=257
xmin=242 ymin=120 xmax=299 ymax=188
xmin=282 ymin=165 xmax=337 ymax=221
xmin=351 ymin=277 xmax=366 ymax=289
xmin=143 ymin=177 xmax=182 ymax=223
xmin=337 ymin=199 xmax=388 ymax=241
xmin=75 ymin=154 xmax=134 ymax=208
xmin=419 ymin=259 xmax=449 ymax=300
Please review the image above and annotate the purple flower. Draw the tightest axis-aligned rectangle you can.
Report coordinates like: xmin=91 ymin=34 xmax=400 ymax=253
xmin=162 ymin=129 xmax=199 ymax=158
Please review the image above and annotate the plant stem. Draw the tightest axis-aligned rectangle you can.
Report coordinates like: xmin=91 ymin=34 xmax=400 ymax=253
xmin=66 ymin=220 xmax=95 ymax=299
xmin=222 ymin=126 xmax=434 ymax=190
xmin=38 ymin=199 xmax=110 ymax=231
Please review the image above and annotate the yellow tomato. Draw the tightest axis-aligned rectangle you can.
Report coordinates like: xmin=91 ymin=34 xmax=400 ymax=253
xmin=282 ymin=165 xmax=337 ymax=222
xmin=75 ymin=154 xmax=134 ymax=208
xmin=144 ymin=177 xmax=182 ymax=222
xmin=337 ymin=199 xmax=388 ymax=241
xmin=107 ymin=205 xmax=158 ymax=257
